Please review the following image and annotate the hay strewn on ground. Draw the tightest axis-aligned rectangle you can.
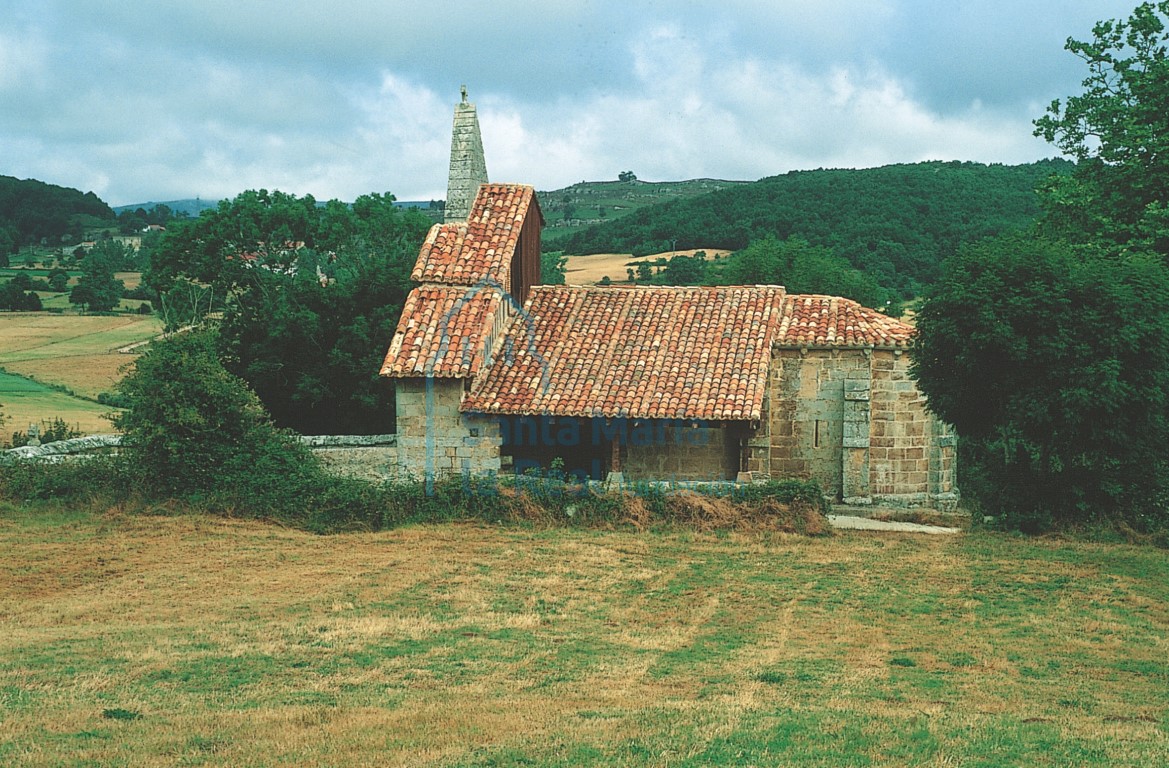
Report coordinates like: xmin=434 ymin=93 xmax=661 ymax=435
xmin=2 ymin=504 xmax=1165 ymax=766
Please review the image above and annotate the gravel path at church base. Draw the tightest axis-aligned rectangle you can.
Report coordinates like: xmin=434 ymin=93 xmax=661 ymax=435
xmin=827 ymin=514 xmax=961 ymax=534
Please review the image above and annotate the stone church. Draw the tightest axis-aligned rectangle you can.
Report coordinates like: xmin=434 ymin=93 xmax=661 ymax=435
xmin=381 ymin=91 xmax=957 ymax=508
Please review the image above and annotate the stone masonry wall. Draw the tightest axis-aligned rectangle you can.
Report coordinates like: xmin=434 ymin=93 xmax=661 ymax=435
xmin=768 ymin=347 xmax=958 ymax=507
xmin=2 ymin=433 xmax=404 ymax=484
xmin=394 ymin=378 xmax=501 ymax=480
xmin=300 ymin=435 xmax=399 ymax=483
xmin=622 ymin=424 xmax=740 ymax=482
xmin=768 ymin=348 xmax=868 ymax=493
xmin=445 ymin=99 xmax=488 ymax=223
xmin=868 ymin=350 xmax=958 ymax=506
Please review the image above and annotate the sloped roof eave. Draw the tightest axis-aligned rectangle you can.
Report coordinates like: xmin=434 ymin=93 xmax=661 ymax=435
xmin=381 ymin=283 xmax=503 ymax=379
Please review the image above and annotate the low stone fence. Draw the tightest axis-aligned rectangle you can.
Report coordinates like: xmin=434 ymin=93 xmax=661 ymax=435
xmin=298 ymin=434 xmax=398 ymax=483
xmin=1 ymin=434 xmax=400 ymax=483
xmin=1 ymin=434 xmax=124 ymax=463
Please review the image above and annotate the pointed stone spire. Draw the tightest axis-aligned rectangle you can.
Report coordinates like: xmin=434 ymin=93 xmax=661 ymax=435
xmin=445 ymin=85 xmax=489 ymax=223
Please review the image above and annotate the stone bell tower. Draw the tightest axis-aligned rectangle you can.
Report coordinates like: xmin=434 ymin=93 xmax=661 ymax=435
xmin=444 ymin=85 xmax=489 ymax=223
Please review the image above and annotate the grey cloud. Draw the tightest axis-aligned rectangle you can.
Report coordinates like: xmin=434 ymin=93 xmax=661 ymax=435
xmin=0 ymin=0 xmax=1143 ymax=205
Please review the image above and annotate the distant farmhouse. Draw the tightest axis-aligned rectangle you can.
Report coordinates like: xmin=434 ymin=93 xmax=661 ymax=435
xmin=382 ymin=90 xmax=957 ymax=508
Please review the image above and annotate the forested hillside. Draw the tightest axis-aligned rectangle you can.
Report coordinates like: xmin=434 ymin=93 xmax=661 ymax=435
xmin=552 ymin=159 xmax=1072 ymax=296
xmin=0 ymin=176 xmax=115 ymax=257
xmin=538 ymin=177 xmax=751 ymax=235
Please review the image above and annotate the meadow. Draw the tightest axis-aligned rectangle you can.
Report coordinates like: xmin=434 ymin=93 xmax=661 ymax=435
xmin=1 ymin=505 xmax=1165 ymax=766
xmin=0 ymin=313 xmax=162 ymax=435
xmin=562 ymin=249 xmax=731 ymax=285
xmin=0 ymin=371 xmax=114 ymax=436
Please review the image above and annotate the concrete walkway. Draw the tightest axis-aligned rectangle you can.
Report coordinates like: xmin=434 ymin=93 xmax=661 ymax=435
xmin=827 ymin=514 xmax=961 ymax=535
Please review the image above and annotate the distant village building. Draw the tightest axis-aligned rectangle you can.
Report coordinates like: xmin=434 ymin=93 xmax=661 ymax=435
xmin=381 ymin=91 xmax=957 ymax=508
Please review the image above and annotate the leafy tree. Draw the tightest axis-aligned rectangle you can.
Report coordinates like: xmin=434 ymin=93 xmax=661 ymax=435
xmin=0 ymin=226 xmax=15 ymax=264
xmin=118 ymin=210 xmax=148 ymax=234
xmin=47 ymin=268 xmax=70 ymax=292
xmin=85 ymin=239 xmax=140 ymax=271
xmin=717 ymin=236 xmax=892 ymax=310
xmin=157 ymin=278 xmax=219 ymax=330
xmin=0 ymin=280 xmax=43 ymax=311
xmin=913 ymin=233 xmax=1169 ymax=529
xmin=540 ymin=250 xmax=567 ymax=285
xmin=618 ymin=171 xmax=637 ymax=182
xmin=69 ymin=246 xmax=124 ymax=312
xmin=148 ymin=189 xmax=430 ymax=434
xmin=1034 ymin=1 xmax=1169 ymax=255
xmin=662 ymin=251 xmax=707 ymax=284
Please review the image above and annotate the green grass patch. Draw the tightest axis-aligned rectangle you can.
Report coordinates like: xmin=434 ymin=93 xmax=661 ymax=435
xmin=0 ymin=510 xmax=1167 ymax=765
xmin=0 ymin=369 xmax=115 ymax=436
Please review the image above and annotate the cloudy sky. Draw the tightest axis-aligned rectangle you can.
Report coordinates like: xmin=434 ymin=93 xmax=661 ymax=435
xmin=0 ymin=0 xmax=1139 ymax=206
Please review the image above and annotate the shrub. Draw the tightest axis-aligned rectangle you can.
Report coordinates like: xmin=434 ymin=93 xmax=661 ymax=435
xmin=109 ymin=328 xmax=392 ymax=529
xmin=0 ymin=454 xmax=132 ymax=501
xmin=96 ymin=391 xmax=131 ymax=408
xmin=378 ymin=475 xmax=830 ymax=534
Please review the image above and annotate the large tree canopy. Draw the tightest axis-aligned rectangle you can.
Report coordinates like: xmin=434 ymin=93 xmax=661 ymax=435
xmin=914 ymin=3 xmax=1169 ymax=530
xmin=912 ymin=234 xmax=1169 ymax=528
xmin=1034 ymin=1 xmax=1169 ymax=254
xmin=69 ymin=242 xmax=125 ymax=312
xmin=147 ymin=190 xmax=431 ymax=434
xmin=714 ymin=236 xmax=893 ymax=311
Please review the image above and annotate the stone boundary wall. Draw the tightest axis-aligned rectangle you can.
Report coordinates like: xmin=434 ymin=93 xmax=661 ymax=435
xmin=1 ymin=434 xmax=401 ymax=483
xmin=1 ymin=434 xmax=124 ymax=463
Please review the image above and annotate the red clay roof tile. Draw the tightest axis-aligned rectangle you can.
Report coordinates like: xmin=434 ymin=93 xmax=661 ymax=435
xmin=462 ymin=285 xmax=786 ymax=420
xmin=411 ymin=183 xmax=535 ymax=286
xmin=381 ymin=284 xmax=503 ymax=378
xmin=777 ymin=294 xmax=914 ymax=349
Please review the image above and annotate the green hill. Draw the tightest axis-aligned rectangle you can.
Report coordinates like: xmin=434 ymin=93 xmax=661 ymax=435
xmin=112 ymin=198 xmax=219 ymax=218
xmin=539 ymin=178 xmax=751 ymax=236
xmin=0 ymin=176 xmax=116 ymax=258
xmin=549 ymin=159 xmax=1072 ymax=296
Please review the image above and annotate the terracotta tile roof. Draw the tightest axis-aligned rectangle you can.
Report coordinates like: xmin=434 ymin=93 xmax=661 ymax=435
xmin=411 ymin=183 xmax=536 ymax=286
xmin=381 ymin=284 xmax=503 ymax=378
xmin=463 ymin=285 xmax=786 ymax=420
xmin=777 ymin=294 xmax=914 ymax=349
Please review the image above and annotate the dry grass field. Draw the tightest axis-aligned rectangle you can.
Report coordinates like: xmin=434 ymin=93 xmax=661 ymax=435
xmin=563 ymin=249 xmax=731 ymax=285
xmin=1 ymin=505 xmax=1166 ymax=766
